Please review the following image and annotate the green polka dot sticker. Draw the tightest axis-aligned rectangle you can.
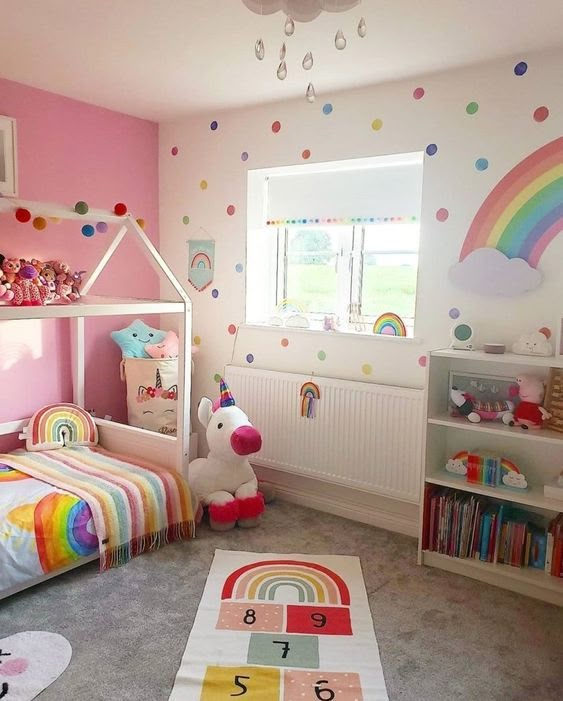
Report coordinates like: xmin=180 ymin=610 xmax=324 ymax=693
xmin=317 ymin=350 xmax=326 ymax=361
xmin=182 ymin=215 xmax=190 ymax=225
xmin=213 ymin=373 xmax=221 ymax=383
xmin=466 ymin=101 xmax=479 ymax=115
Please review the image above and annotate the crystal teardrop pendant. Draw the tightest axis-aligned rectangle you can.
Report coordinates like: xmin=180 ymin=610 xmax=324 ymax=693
xmin=335 ymin=29 xmax=346 ymax=50
xmin=302 ymin=51 xmax=313 ymax=70
xmin=255 ymin=38 xmax=265 ymax=60
xmin=277 ymin=60 xmax=287 ymax=80
xmin=280 ymin=42 xmax=286 ymax=60
xmin=284 ymin=16 xmax=295 ymax=36
xmin=357 ymin=17 xmax=367 ymax=38
xmin=306 ymin=82 xmax=316 ymax=103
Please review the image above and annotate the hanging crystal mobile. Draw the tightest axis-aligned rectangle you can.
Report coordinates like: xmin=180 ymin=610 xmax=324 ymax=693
xmin=357 ymin=17 xmax=367 ymax=37
xmin=280 ymin=42 xmax=286 ymax=60
xmin=302 ymin=51 xmax=313 ymax=70
xmin=306 ymin=82 xmax=316 ymax=102
xmin=255 ymin=38 xmax=265 ymax=60
xmin=334 ymin=29 xmax=346 ymax=50
xmin=284 ymin=16 xmax=295 ymax=36
xmin=277 ymin=60 xmax=287 ymax=80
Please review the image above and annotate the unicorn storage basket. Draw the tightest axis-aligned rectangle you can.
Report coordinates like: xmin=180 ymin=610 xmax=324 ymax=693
xmin=121 ymin=358 xmax=179 ymax=435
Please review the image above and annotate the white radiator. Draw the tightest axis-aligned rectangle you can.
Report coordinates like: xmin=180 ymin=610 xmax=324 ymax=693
xmin=224 ymin=365 xmax=423 ymax=503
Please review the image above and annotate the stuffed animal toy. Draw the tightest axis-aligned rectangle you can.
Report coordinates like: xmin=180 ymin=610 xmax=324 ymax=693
xmin=39 ymin=263 xmax=58 ymax=303
xmin=111 ymin=319 xmax=167 ymax=358
xmin=11 ymin=264 xmax=48 ymax=306
xmin=71 ymin=270 xmax=87 ymax=298
xmin=502 ymin=375 xmax=552 ymax=429
xmin=0 ymin=254 xmax=14 ymax=302
xmin=1 ymin=257 xmax=20 ymax=285
xmin=145 ymin=330 xmax=180 ymax=359
xmin=188 ymin=378 xmax=265 ymax=530
xmin=48 ymin=260 xmax=79 ymax=304
xmin=450 ymin=386 xmax=513 ymax=423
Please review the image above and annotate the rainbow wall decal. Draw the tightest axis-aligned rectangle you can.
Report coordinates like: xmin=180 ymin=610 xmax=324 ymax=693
xmin=26 ymin=403 xmax=98 ymax=452
xmin=221 ymin=559 xmax=350 ymax=605
xmin=300 ymin=381 xmax=320 ymax=419
xmin=460 ymin=136 xmax=563 ymax=267
xmin=191 ymin=252 xmax=212 ymax=269
xmin=373 ymin=312 xmax=407 ymax=337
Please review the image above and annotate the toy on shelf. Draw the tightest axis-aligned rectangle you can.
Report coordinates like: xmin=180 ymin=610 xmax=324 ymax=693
xmin=145 ymin=330 xmax=179 ymax=359
xmin=502 ymin=375 xmax=552 ymax=430
xmin=512 ymin=330 xmax=553 ymax=357
xmin=188 ymin=378 xmax=265 ymax=531
xmin=11 ymin=263 xmax=48 ymax=306
xmin=445 ymin=450 xmax=528 ymax=489
xmin=544 ymin=368 xmax=563 ymax=434
xmin=450 ymin=386 xmax=513 ymax=423
xmin=111 ymin=319 xmax=167 ymax=358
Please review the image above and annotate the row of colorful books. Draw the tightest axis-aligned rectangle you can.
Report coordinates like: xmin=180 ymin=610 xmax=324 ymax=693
xmin=423 ymin=486 xmax=563 ymax=576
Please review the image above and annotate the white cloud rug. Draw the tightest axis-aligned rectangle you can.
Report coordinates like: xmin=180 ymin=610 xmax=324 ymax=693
xmin=169 ymin=549 xmax=387 ymax=700
xmin=0 ymin=631 xmax=71 ymax=700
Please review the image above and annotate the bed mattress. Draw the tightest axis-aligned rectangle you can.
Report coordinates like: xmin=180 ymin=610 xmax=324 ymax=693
xmin=0 ymin=463 xmax=97 ymax=594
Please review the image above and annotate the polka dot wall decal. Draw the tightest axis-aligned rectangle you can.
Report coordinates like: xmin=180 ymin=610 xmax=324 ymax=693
xmin=15 ymin=208 xmax=31 ymax=223
xmin=228 ymin=324 xmax=237 ymax=335
xmin=371 ymin=119 xmax=383 ymax=131
xmin=322 ymin=103 xmax=333 ymax=115
xmin=302 ymin=149 xmax=311 ymax=160
xmin=211 ymin=288 xmax=219 ymax=298
xmin=193 ymin=336 xmax=201 ymax=345
xmin=171 ymin=146 xmax=178 ymax=156
xmin=81 ymin=224 xmax=95 ymax=237
xmin=436 ymin=208 xmax=449 ymax=222
xmin=32 ymin=217 xmax=47 ymax=230
xmin=418 ymin=355 xmax=427 ymax=368
xmin=96 ymin=221 xmax=108 ymax=233
xmin=281 ymin=338 xmax=289 ymax=347
xmin=182 ymin=215 xmax=190 ymax=225
xmin=514 ymin=61 xmax=528 ymax=76
xmin=214 ymin=373 xmax=221 ymax=382
xmin=246 ymin=353 xmax=254 ymax=363
xmin=200 ymin=180 xmax=208 ymax=190
xmin=413 ymin=87 xmax=425 ymax=100
xmin=241 ymin=151 xmax=249 ymax=161
xmin=271 ymin=120 xmax=281 ymax=133
xmin=317 ymin=350 xmax=326 ymax=361
xmin=426 ymin=143 xmax=438 ymax=156
xmin=475 ymin=158 xmax=489 ymax=171
xmin=533 ymin=106 xmax=549 ymax=123
xmin=362 ymin=363 xmax=372 ymax=375
xmin=210 ymin=120 xmax=218 ymax=130
xmin=235 ymin=263 xmax=243 ymax=273
xmin=466 ymin=101 xmax=479 ymax=115
xmin=226 ymin=204 xmax=236 ymax=216
xmin=449 ymin=307 xmax=460 ymax=319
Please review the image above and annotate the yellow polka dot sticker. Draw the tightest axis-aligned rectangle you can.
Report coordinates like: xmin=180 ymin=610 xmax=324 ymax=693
xmin=193 ymin=336 xmax=201 ymax=345
xmin=200 ymin=179 xmax=208 ymax=190
xmin=362 ymin=363 xmax=373 ymax=375
xmin=371 ymin=119 xmax=383 ymax=131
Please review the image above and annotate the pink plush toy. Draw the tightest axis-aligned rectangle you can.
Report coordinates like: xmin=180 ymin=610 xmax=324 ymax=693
xmin=502 ymin=375 xmax=552 ymax=429
xmin=145 ymin=330 xmax=180 ymax=359
xmin=11 ymin=264 xmax=48 ymax=306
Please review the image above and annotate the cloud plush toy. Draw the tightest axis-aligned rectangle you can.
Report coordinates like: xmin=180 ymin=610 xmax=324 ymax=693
xmin=111 ymin=319 xmax=167 ymax=358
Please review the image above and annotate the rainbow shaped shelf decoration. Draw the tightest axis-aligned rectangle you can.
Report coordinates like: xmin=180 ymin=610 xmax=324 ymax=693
xmin=300 ymin=381 xmax=320 ymax=419
xmin=22 ymin=403 xmax=98 ymax=452
xmin=373 ymin=312 xmax=407 ymax=337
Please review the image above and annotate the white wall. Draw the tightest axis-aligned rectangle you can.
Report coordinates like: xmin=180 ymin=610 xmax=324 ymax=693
xmin=160 ymin=47 xmax=563 ymax=415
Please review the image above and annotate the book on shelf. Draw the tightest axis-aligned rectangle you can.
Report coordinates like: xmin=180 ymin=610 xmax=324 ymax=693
xmin=423 ymin=485 xmax=563 ymax=577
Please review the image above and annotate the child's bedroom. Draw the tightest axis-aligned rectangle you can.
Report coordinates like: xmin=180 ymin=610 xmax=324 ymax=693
xmin=0 ymin=1 xmax=562 ymax=699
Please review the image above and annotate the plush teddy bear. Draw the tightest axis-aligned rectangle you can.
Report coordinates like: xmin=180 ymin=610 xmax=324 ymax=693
xmin=502 ymin=375 xmax=552 ymax=429
xmin=49 ymin=261 xmax=78 ymax=303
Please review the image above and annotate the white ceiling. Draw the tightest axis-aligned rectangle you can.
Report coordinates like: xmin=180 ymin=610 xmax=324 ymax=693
xmin=1 ymin=0 xmax=562 ymax=122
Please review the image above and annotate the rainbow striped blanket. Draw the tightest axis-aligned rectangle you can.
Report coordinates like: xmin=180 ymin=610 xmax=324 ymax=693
xmin=0 ymin=446 xmax=195 ymax=571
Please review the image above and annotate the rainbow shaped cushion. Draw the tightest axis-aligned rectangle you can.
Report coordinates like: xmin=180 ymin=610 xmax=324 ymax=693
xmin=25 ymin=403 xmax=98 ymax=452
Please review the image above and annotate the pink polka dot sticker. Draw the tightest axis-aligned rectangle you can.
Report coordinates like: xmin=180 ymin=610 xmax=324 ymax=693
xmin=228 ymin=324 xmax=237 ymax=335
xmin=302 ymin=149 xmax=311 ymax=160
xmin=413 ymin=87 xmax=425 ymax=100
xmin=436 ymin=208 xmax=449 ymax=222
xmin=271 ymin=120 xmax=281 ymax=133
xmin=418 ymin=355 xmax=427 ymax=368
xmin=226 ymin=204 xmax=236 ymax=216
xmin=533 ymin=106 xmax=549 ymax=122
xmin=171 ymin=146 xmax=178 ymax=156
xmin=539 ymin=326 xmax=551 ymax=339
xmin=281 ymin=338 xmax=289 ymax=347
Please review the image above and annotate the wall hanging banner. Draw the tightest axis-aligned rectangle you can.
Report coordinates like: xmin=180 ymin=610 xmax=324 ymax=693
xmin=300 ymin=381 xmax=320 ymax=418
xmin=188 ymin=239 xmax=215 ymax=291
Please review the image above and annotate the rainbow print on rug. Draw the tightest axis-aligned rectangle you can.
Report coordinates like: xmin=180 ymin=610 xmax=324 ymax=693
xmin=373 ymin=312 xmax=407 ymax=337
xmin=24 ymin=403 xmax=97 ymax=451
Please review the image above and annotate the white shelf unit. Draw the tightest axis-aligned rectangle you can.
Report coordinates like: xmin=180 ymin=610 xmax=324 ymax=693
xmin=419 ymin=348 xmax=563 ymax=607
xmin=0 ymin=197 xmax=193 ymax=475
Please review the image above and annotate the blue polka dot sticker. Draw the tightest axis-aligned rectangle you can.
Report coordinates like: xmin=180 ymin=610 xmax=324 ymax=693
xmin=449 ymin=307 xmax=460 ymax=319
xmin=210 ymin=120 xmax=218 ymax=130
xmin=81 ymin=224 xmax=95 ymax=237
xmin=514 ymin=61 xmax=528 ymax=76
xmin=211 ymin=288 xmax=219 ymax=298
xmin=322 ymin=103 xmax=333 ymax=115
xmin=241 ymin=151 xmax=248 ymax=161
xmin=475 ymin=158 xmax=489 ymax=171
xmin=426 ymin=143 xmax=438 ymax=156
xmin=246 ymin=353 xmax=254 ymax=364
xmin=235 ymin=263 xmax=243 ymax=273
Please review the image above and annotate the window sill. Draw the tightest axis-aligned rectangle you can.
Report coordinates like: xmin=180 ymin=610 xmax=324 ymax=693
xmin=241 ymin=323 xmax=422 ymax=344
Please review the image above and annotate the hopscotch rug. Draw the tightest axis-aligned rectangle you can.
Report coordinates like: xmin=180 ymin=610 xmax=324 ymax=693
xmin=169 ymin=549 xmax=388 ymax=700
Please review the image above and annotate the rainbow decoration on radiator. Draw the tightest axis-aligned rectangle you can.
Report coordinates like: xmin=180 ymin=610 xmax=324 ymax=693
xmin=25 ymin=403 xmax=98 ymax=452
xmin=372 ymin=312 xmax=407 ymax=337
xmin=34 ymin=493 xmax=97 ymax=573
xmin=221 ymin=559 xmax=350 ymax=605
xmin=300 ymin=381 xmax=320 ymax=419
xmin=460 ymin=136 xmax=563 ymax=267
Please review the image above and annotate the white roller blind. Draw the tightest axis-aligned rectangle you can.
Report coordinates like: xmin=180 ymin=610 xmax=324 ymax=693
xmin=266 ymin=154 xmax=423 ymax=225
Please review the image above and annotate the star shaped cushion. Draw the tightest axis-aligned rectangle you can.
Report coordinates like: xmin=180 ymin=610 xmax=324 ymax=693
xmin=110 ymin=319 xmax=167 ymax=358
xmin=145 ymin=330 xmax=179 ymax=359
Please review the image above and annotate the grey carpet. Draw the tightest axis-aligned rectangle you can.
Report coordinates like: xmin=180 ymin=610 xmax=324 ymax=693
xmin=0 ymin=500 xmax=561 ymax=700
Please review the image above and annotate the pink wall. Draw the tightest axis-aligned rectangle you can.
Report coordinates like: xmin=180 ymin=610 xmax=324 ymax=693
xmin=0 ymin=78 xmax=159 ymax=444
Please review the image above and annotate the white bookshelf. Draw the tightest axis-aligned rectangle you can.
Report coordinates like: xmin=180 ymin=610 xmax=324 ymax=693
xmin=419 ymin=348 xmax=563 ymax=606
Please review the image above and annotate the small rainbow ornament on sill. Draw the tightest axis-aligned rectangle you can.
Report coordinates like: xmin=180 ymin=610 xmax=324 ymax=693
xmin=300 ymin=381 xmax=320 ymax=419
xmin=372 ymin=312 xmax=407 ymax=337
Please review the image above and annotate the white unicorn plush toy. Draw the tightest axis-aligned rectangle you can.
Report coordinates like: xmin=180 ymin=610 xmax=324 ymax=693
xmin=188 ymin=378 xmax=265 ymax=530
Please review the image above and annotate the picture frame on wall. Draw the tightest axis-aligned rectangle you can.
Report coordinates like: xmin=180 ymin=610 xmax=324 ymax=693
xmin=0 ymin=115 xmax=18 ymax=197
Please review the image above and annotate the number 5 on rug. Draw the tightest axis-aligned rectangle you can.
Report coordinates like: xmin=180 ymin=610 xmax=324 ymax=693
xmin=200 ymin=666 xmax=280 ymax=700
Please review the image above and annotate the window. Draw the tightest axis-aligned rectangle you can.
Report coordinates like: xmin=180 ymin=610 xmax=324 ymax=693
xmin=246 ymin=153 xmax=423 ymax=336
